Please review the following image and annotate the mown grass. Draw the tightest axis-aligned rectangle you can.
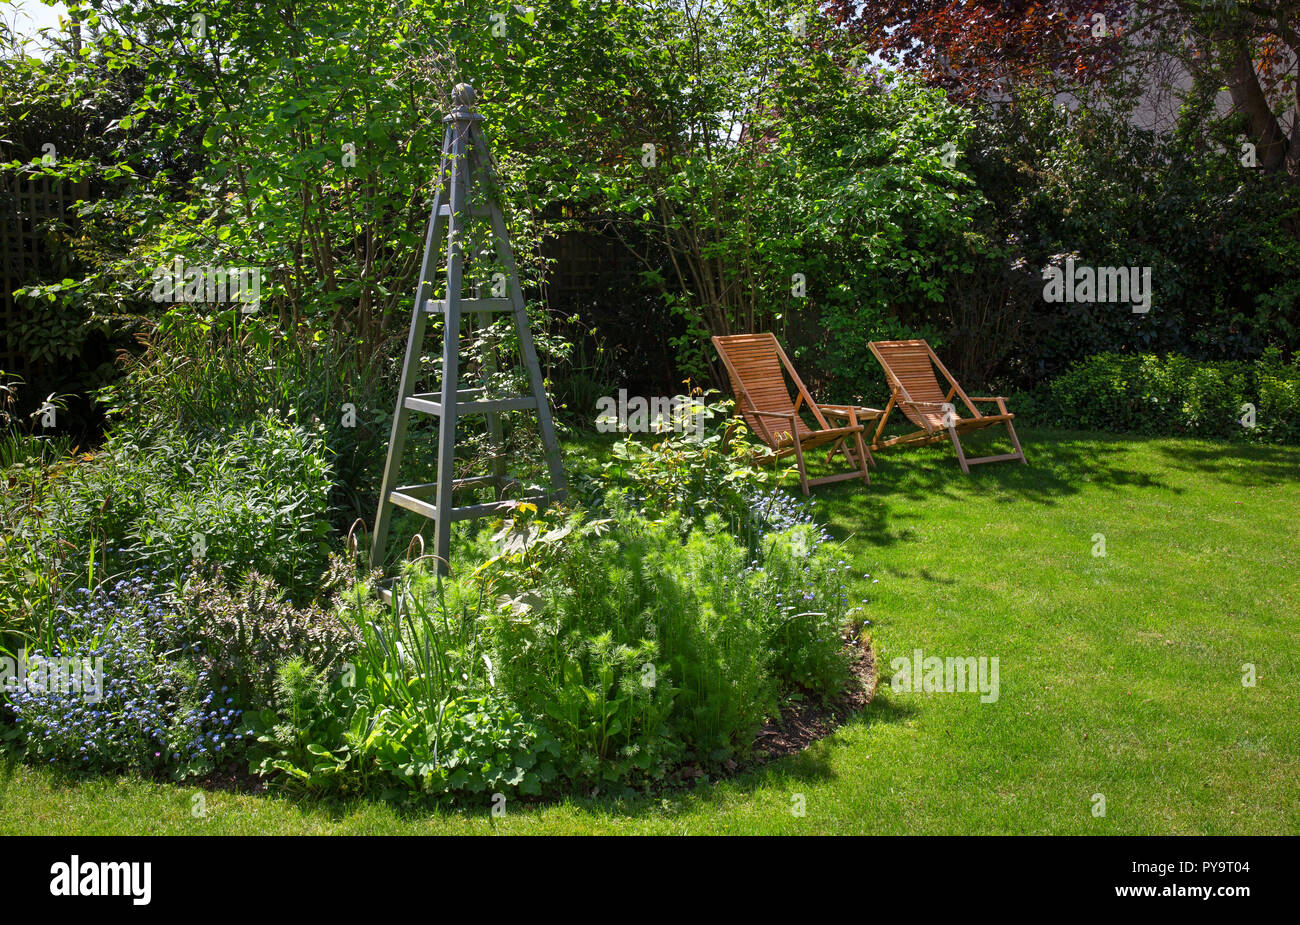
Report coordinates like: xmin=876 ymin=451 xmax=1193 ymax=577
xmin=2 ymin=428 xmax=1297 ymax=834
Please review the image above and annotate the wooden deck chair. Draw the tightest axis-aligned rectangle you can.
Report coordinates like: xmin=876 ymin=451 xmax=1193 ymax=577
xmin=712 ymin=333 xmax=878 ymax=495
xmin=867 ymin=339 xmax=1027 ymax=474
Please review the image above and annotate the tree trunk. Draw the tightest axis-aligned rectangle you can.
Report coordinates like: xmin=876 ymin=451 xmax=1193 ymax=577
xmin=1222 ymin=36 xmax=1289 ymax=171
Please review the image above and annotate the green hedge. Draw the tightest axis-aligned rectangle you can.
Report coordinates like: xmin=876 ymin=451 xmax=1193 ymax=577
xmin=1019 ymin=350 xmax=1300 ymax=444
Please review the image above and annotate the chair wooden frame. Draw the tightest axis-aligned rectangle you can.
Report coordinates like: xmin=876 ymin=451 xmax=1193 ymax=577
xmin=712 ymin=333 xmax=880 ymax=495
xmin=867 ymin=339 xmax=1027 ymax=474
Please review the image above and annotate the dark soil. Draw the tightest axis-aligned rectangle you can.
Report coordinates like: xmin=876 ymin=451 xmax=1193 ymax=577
xmin=667 ymin=636 xmax=877 ymax=785
xmin=750 ymin=636 xmax=876 ymax=766
xmin=195 ymin=762 xmax=268 ymax=795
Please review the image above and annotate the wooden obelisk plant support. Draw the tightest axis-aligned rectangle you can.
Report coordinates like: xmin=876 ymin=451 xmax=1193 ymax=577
xmin=370 ymin=83 xmax=565 ymax=579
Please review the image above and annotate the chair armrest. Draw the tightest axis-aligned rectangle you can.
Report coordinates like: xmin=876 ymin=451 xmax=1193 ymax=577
xmin=897 ymin=398 xmax=962 ymax=431
xmin=819 ymin=404 xmax=883 ymax=419
xmin=969 ymin=396 xmax=1010 ymax=414
xmin=734 ymin=390 xmax=796 ymax=422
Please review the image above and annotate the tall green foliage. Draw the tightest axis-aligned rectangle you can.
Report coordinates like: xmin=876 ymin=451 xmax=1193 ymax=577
xmin=965 ymin=94 xmax=1300 ymax=386
xmin=6 ymin=0 xmax=991 ymax=391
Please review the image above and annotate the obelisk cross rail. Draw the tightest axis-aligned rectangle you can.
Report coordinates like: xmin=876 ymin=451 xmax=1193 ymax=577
xmin=370 ymin=83 xmax=566 ymax=579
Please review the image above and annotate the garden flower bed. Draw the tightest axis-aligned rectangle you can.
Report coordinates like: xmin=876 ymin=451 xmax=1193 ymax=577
xmin=1 ymin=399 xmax=878 ymax=807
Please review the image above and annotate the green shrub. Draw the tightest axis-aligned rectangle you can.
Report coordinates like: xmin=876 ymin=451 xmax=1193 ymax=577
xmin=125 ymin=416 xmax=335 ymax=595
xmin=245 ymin=574 xmax=561 ymax=806
xmin=246 ymin=663 xmax=559 ymax=805
xmin=964 ymin=95 xmax=1300 ymax=385
xmin=1026 ymin=351 xmax=1300 ymax=444
xmin=18 ymin=412 xmax=336 ymax=612
xmin=98 ymin=318 xmax=393 ymax=526
xmin=466 ymin=506 xmax=688 ymax=786
xmin=588 ymin=393 xmax=779 ymax=547
xmin=474 ymin=498 xmax=853 ymax=784
xmin=248 ymin=486 xmax=857 ymax=802
xmin=178 ymin=563 xmax=360 ymax=710
xmin=1255 ymin=350 xmax=1300 ymax=445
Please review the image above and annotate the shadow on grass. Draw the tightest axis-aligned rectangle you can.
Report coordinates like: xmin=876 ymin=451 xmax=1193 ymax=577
xmin=113 ymin=682 xmax=921 ymax=829
xmin=1151 ymin=441 xmax=1300 ymax=488
xmin=800 ymin=428 xmax=1176 ymax=548
xmin=626 ymin=685 xmax=921 ymax=822
xmin=0 ymin=750 xmax=17 ymax=799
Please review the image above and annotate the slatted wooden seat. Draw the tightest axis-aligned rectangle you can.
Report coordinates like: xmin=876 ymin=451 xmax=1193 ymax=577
xmin=868 ymin=339 xmax=1026 ymax=473
xmin=712 ymin=333 xmax=880 ymax=495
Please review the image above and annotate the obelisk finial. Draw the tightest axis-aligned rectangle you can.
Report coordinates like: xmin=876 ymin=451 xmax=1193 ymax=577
xmin=445 ymin=83 xmax=482 ymax=124
xmin=452 ymin=83 xmax=477 ymax=110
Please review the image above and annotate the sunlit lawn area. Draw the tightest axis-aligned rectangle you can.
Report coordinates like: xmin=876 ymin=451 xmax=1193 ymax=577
xmin=3 ymin=428 xmax=1296 ymax=835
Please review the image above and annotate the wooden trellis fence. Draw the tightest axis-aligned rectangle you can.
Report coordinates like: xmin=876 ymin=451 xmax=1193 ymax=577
xmin=0 ymin=174 xmax=89 ymax=375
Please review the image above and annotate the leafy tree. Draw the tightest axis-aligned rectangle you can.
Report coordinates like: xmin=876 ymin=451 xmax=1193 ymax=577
xmin=5 ymin=0 xmax=993 ymax=391
xmin=822 ymin=0 xmax=1132 ymax=99
xmin=825 ymin=0 xmax=1300 ymax=178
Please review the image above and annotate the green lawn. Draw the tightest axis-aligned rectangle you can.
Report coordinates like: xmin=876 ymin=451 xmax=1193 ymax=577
xmin=3 ymin=428 xmax=1297 ymax=835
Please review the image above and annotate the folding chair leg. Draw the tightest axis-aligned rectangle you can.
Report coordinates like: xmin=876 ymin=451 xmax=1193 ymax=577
xmin=948 ymin=424 xmax=971 ymax=474
xmin=872 ymin=397 xmax=895 ymax=449
xmin=825 ymin=437 xmax=869 ymax=468
xmin=1006 ymin=418 xmax=1028 ymax=465
xmin=852 ymin=428 xmax=871 ymax=486
xmin=792 ymin=438 xmax=811 ymax=496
